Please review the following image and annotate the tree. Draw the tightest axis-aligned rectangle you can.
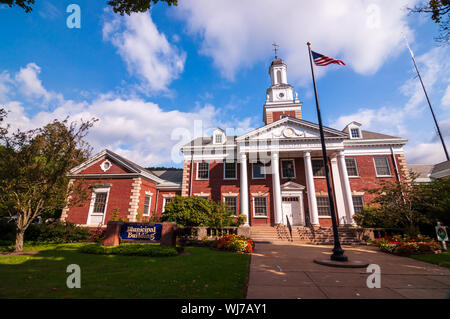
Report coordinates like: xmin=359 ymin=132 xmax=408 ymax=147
xmin=365 ymin=173 xmax=430 ymax=236
xmin=0 ymin=109 xmax=97 ymax=251
xmin=161 ymin=196 xmax=241 ymax=227
xmin=409 ymin=0 xmax=450 ymax=43
xmin=0 ymin=0 xmax=178 ymax=15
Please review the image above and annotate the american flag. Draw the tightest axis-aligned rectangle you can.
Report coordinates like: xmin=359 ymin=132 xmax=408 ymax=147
xmin=312 ymin=51 xmax=345 ymax=66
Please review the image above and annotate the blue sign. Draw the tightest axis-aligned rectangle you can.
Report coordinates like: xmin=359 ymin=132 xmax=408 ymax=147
xmin=119 ymin=223 xmax=162 ymax=241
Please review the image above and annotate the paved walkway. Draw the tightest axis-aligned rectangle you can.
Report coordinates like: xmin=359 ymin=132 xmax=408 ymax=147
xmin=246 ymin=242 xmax=450 ymax=299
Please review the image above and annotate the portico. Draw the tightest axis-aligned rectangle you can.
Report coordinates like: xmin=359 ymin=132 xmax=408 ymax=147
xmin=236 ymin=118 xmax=357 ymax=227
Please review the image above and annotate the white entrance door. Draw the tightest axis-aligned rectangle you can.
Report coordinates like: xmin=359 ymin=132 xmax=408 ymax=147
xmin=282 ymin=197 xmax=301 ymax=225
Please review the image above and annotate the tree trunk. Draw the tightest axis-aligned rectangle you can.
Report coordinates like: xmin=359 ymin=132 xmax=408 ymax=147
xmin=15 ymin=228 xmax=25 ymax=252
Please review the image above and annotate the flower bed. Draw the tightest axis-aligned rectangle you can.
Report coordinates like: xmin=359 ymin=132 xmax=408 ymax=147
xmin=370 ymin=235 xmax=441 ymax=256
xmin=212 ymin=234 xmax=255 ymax=253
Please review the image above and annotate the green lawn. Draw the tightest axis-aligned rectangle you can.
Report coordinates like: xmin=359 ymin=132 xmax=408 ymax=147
xmin=410 ymin=250 xmax=450 ymax=268
xmin=0 ymin=243 xmax=250 ymax=298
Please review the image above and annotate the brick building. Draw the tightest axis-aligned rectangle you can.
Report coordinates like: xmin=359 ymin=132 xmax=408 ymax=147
xmin=62 ymin=56 xmax=409 ymax=228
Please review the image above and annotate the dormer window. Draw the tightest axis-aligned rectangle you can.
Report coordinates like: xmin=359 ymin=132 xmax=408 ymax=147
xmin=212 ymin=128 xmax=226 ymax=145
xmin=345 ymin=122 xmax=363 ymax=140
xmin=350 ymin=128 xmax=360 ymax=138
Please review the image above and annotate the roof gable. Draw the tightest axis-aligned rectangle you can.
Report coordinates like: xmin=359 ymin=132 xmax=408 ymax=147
xmin=236 ymin=117 xmax=348 ymax=141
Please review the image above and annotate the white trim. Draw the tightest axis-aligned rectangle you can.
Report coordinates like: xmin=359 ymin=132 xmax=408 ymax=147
xmin=100 ymin=159 xmax=112 ymax=172
xmin=252 ymin=162 xmax=266 ymax=179
xmin=143 ymin=193 xmax=153 ymax=217
xmin=345 ymin=157 xmax=359 ymax=177
xmin=281 ymin=159 xmax=296 ymax=179
xmin=86 ymin=187 xmax=111 ymax=226
xmin=196 ymin=162 xmax=210 ymax=180
xmin=223 ymin=162 xmax=237 ymax=180
xmin=252 ymin=196 xmax=268 ymax=218
xmin=373 ymin=156 xmax=392 ymax=177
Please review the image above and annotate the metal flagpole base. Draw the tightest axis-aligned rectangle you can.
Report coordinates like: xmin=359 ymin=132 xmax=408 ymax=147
xmin=313 ymin=258 xmax=369 ymax=268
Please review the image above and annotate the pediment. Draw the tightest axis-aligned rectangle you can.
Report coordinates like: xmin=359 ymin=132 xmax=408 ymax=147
xmin=236 ymin=117 xmax=348 ymax=141
xmin=281 ymin=181 xmax=305 ymax=191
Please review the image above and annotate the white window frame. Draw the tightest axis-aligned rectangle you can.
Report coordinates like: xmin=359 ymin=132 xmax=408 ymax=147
xmin=215 ymin=134 xmax=222 ymax=144
xmin=86 ymin=187 xmax=111 ymax=226
xmin=350 ymin=128 xmax=361 ymax=139
xmin=352 ymin=195 xmax=364 ymax=214
xmin=223 ymin=162 xmax=237 ymax=180
xmin=316 ymin=195 xmax=331 ymax=218
xmin=162 ymin=197 xmax=174 ymax=212
xmin=196 ymin=162 xmax=210 ymax=180
xmin=223 ymin=196 xmax=238 ymax=216
xmin=312 ymin=158 xmax=326 ymax=178
xmin=345 ymin=157 xmax=359 ymax=178
xmin=252 ymin=162 xmax=266 ymax=179
xmin=143 ymin=193 xmax=152 ymax=217
xmin=281 ymin=159 xmax=296 ymax=179
xmin=252 ymin=196 xmax=268 ymax=218
xmin=373 ymin=156 xmax=392 ymax=177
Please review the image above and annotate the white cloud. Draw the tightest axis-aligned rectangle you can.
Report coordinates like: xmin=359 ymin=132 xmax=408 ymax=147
xmin=442 ymin=84 xmax=450 ymax=108
xmin=1 ymin=63 xmax=255 ymax=167
xmin=14 ymin=63 xmax=62 ymax=104
xmin=176 ymin=0 xmax=418 ymax=83
xmin=103 ymin=11 xmax=186 ymax=93
xmin=330 ymin=46 xmax=450 ymax=164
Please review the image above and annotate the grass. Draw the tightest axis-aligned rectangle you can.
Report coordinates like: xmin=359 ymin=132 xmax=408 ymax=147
xmin=79 ymin=243 xmax=179 ymax=257
xmin=0 ymin=243 xmax=250 ymax=298
xmin=410 ymin=250 xmax=450 ymax=268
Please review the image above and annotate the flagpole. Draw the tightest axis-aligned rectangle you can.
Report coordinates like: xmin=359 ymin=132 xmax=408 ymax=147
xmin=405 ymin=41 xmax=449 ymax=161
xmin=307 ymin=42 xmax=347 ymax=262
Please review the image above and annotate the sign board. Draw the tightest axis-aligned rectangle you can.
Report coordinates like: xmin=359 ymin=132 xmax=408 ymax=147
xmin=435 ymin=225 xmax=448 ymax=242
xmin=119 ymin=223 xmax=162 ymax=241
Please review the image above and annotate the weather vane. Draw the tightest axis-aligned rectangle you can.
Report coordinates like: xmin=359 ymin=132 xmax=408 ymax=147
xmin=272 ymin=42 xmax=279 ymax=58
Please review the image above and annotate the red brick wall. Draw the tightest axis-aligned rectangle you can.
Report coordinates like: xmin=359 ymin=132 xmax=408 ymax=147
xmin=347 ymin=154 xmax=398 ymax=204
xmin=187 ymin=154 xmax=402 ymax=227
xmin=65 ymin=178 xmax=133 ymax=225
xmin=272 ymin=111 xmax=296 ymax=122
xmin=155 ymin=190 xmax=181 ymax=219
xmin=136 ymin=179 xmax=157 ymax=221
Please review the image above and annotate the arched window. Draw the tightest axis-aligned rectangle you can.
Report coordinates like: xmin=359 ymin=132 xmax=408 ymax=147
xmin=276 ymin=70 xmax=282 ymax=84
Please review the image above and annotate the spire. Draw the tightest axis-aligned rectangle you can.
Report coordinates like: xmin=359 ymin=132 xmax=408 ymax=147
xmin=272 ymin=42 xmax=280 ymax=59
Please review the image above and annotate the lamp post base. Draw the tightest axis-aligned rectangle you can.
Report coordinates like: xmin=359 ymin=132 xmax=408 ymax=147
xmin=313 ymin=259 xmax=368 ymax=268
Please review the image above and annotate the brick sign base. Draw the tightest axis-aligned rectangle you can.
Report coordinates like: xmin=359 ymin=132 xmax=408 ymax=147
xmin=103 ymin=221 xmax=177 ymax=247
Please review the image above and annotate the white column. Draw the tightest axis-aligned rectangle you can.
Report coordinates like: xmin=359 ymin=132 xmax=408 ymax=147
xmin=337 ymin=151 xmax=355 ymax=225
xmin=330 ymin=154 xmax=347 ymax=225
xmin=239 ymin=153 xmax=249 ymax=226
xmin=304 ymin=151 xmax=319 ymax=225
xmin=271 ymin=152 xmax=283 ymax=225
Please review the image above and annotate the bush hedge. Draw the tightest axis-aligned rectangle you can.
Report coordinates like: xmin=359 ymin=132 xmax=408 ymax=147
xmin=0 ymin=219 xmax=91 ymax=244
xmin=212 ymin=234 xmax=255 ymax=253
xmin=370 ymin=235 xmax=441 ymax=256
xmin=78 ymin=243 xmax=179 ymax=257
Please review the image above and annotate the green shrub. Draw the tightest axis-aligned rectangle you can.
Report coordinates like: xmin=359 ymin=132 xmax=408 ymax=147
xmin=0 ymin=219 xmax=16 ymax=241
xmin=353 ymin=205 xmax=401 ymax=229
xmin=25 ymin=221 xmax=91 ymax=243
xmin=78 ymin=243 xmax=179 ymax=257
xmin=161 ymin=196 xmax=241 ymax=227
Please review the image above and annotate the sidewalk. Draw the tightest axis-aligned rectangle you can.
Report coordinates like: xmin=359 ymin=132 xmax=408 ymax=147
xmin=246 ymin=242 xmax=450 ymax=299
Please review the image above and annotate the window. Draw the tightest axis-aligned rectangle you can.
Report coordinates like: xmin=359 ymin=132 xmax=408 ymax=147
xmin=224 ymin=162 xmax=236 ymax=179
xmin=197 ymin=196 xmax=209 ymax=200
xmin=312 ymin=159 xmax=326 ymax=177
xmin=345 ymin=158 xmax=359 ymax=177
xmin=252 ymin=162 xmax=265 ymax=179
xmin=281 ymin=159 xmax=295 ymax=178
xmin=374 ymin=156 xmax=391 ymax=176
xmin=253 ymin=197 xmax=268 ymax=217
xmin=143 ymin=194 xmax=152 ymax=216
xmin=224 ymin=196 xmax=237 ymax=215
xmin=93 ymin=192 xmax=107 ymax=214
xmin=163 ymin=197 xmax=172 ymax=212
xmin=350 ymin=128 xmax=360 ymax=138
xmin=316 ymin=196 xmax=331 ymax=216
xmin=215 ymin=134 xmax=222 ymax=144
xmin=197 ymin=162 xmax=209 ymax=180
xmin=352 ymin=196 xmax=364 ymax=214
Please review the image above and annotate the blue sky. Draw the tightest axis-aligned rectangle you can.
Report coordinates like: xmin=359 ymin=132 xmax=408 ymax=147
xmin=0 ymin=0 xmax=449 ymax=167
